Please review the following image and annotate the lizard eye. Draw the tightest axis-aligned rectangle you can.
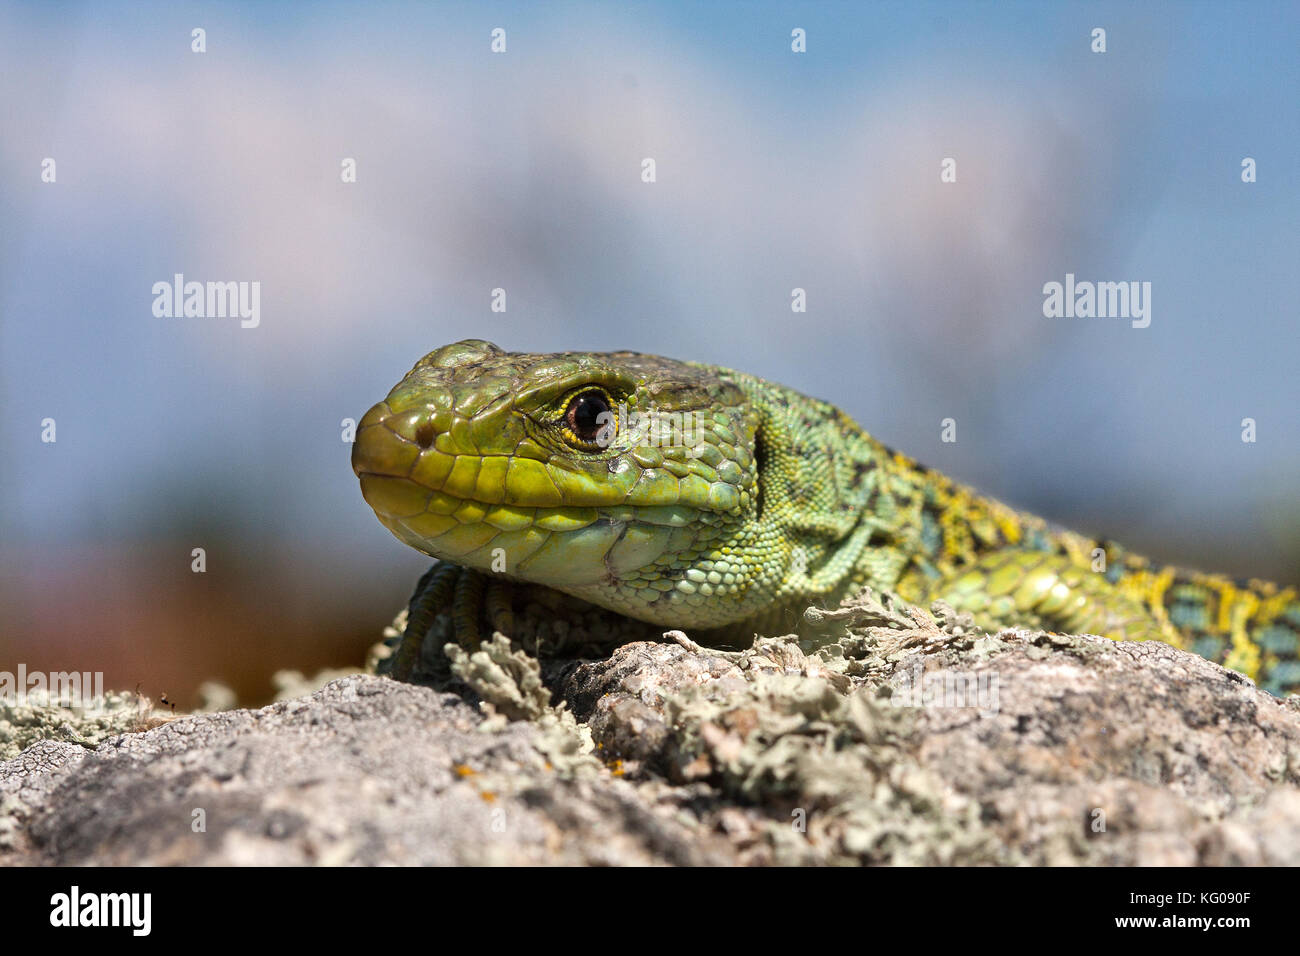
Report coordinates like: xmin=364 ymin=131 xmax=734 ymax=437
xmin=565 ymin=390 xmax=612 ymax=445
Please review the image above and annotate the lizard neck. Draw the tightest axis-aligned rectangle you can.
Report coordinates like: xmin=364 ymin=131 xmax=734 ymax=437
xmin=729 ymin=367 xmax=1076 ymax=608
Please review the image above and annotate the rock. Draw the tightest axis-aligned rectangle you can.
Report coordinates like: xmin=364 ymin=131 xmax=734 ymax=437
xmin=0 ymin=675 xmax=728 ymax=865
xmin=4 ymin=591 xmax=1300 ymax=865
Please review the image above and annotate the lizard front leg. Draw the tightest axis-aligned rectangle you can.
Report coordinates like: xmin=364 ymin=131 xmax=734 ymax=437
xmin=389 ymin=563 xmax=513 ymax=681
xmin=385 ymin=562 xmax=661 ymax=683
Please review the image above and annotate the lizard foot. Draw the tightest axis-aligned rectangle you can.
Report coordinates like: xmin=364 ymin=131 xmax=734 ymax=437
xmin=383 ymin=562 xmax=661 ymax=684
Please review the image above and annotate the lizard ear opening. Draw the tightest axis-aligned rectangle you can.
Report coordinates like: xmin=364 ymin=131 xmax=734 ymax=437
xmin=752 ymin=426 xmax=766 ymax=521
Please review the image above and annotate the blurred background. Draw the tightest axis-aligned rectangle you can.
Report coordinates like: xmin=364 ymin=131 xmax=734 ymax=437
xmin=2 ymin=1 xmax=1297 ymax=707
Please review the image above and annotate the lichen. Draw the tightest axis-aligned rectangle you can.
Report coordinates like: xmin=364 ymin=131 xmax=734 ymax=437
xmin=445 ymin=633 xmax=552 ymax=722
xmin=654 ymin=631 xmax=1015 ymax=864
xmin=363 ymin=586 xmax=1023 ymax=862
xmin=446 ymin=634 xmax=599 ymax=778
xmin=0 ymin=690 xmax=160 ymax=763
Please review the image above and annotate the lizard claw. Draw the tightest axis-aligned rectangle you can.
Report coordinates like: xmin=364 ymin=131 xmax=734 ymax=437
xmin=389 ymin=563 xmax=505 ymax=682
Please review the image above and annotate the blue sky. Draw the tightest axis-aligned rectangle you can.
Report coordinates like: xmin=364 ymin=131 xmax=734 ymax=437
xmin=2 ymin=0 xmax=1297 ymax=592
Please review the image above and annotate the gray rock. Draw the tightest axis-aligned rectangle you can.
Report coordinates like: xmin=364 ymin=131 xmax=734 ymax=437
xmin=4 ymin=591 xmax=1300 ymax=865
xmin=0 ymin=675 xmax=727 ymax=865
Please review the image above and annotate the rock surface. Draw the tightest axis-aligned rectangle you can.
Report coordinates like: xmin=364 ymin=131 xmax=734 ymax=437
xmin=4 ymin=592 xmax=1300 ymax=865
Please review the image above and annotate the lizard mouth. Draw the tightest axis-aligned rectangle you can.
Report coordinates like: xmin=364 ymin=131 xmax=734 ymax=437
xmin=352 ymin=400 xmax=698 ymax=588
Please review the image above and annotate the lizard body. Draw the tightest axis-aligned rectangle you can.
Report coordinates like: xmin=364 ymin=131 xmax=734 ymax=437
xmin=352 ymin=340 xmax=1300 ymax=695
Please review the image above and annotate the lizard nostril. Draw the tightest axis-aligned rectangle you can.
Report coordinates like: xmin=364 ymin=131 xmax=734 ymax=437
xmin=414 ymin=420 xmax=437 ymax=449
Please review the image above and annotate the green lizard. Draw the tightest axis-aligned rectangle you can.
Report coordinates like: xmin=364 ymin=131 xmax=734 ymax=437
xmin=352 ymin=340 xmax=1300 ymax=695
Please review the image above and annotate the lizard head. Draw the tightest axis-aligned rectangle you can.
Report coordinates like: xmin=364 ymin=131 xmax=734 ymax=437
xmin=352 ymin=339 xmax=760 ymax=596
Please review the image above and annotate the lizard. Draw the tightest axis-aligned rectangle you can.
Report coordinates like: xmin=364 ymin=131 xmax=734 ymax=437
xmin=351 ymin=339 xmax=1300 ymax=696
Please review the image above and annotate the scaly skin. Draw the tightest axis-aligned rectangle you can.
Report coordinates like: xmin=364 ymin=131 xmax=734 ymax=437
xmin=352 ymin=340 xmax=1300 ymax=695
